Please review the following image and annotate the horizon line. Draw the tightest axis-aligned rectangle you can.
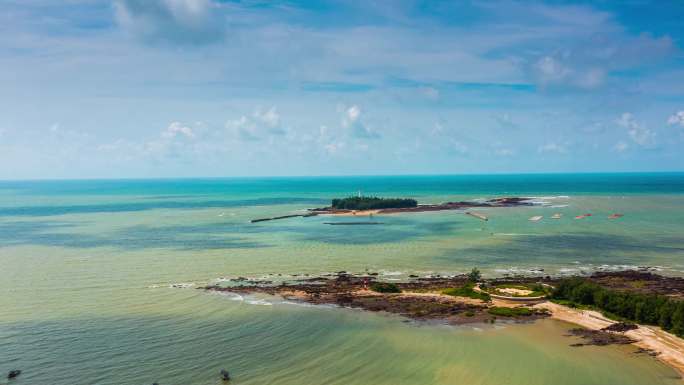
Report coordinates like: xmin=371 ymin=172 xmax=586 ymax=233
xmin=1 ymin=170 xmax=683 ymax=183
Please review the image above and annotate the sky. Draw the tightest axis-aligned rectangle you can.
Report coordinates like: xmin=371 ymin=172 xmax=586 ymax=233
xmin=1 ymin=0 xmax=684 ymax=179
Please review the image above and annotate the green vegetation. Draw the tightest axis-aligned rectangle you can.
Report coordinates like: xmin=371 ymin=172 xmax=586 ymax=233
xmin=331 ymin=196 xmax=418 ymax=210
xmin=488 ymin=306 xmax=534 ymax=317
xmin=467 ymin=267 xmax=481 ymax=283
xmin=442 ymin=282 xmax=491 ymax=302
xmin=464 ymin=310 xmax=475 ymax=317
xmin=370 ymin=282 xmax=402 ymax=293
xmin=551 ymin=278 xmax=684 ymax=337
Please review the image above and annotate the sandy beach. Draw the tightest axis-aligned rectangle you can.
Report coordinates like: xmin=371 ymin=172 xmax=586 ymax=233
xmin=536 ymin=302 xmax=684 ymax=377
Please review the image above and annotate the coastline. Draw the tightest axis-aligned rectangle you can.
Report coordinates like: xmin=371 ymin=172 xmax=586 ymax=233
xmin=537 ymin=301 xmax=684 ymax=377
xmin=205 ymin=271 xmax=684 ymax=379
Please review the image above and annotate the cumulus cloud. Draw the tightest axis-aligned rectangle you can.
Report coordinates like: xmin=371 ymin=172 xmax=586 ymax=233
xmin=617 ymin=113 xmax=656 ymax=148
xmin=534 ymin=55 xmax=607 ymax=90
xmin=162 ymin=121 xmax=195 ymax=139
xmin=495 ymin=148 xmax=515 ymax=156
xmin=668 ymin=111 xmax=684 ymax=127
xmin=323 ymin=141 xmax=345 ymax=155
xmin=114 ymin=0 xmax=225 ymax=45
xmin=537 ymin=142 xmax=568 ymax=154
xmin=227 ymin=107 xmax=286 ymax=141
xmin=531 ymin=33 xmax=672 ymax=90
xmin=613 ymin=141 xmax=629 ymax=152
xmin=341 ymin=105 xmax=380 ymax=139
xmin=535 ymin=56 xmax=571 ymax=85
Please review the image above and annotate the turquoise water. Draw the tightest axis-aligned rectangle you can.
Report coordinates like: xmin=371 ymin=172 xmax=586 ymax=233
xmin=2 ymin=173 xmax=684 ymax=384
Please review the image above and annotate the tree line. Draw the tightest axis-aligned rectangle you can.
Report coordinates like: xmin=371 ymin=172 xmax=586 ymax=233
xmin=331 ymin=196 xmax=418 ymax=210
xmin=551 ymin=277 xmax=684 ymax=337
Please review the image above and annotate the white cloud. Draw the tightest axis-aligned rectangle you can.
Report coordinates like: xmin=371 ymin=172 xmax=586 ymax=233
xmin=667 ymin=111 xmax=684 ymax=127
xmin=324 ymin=141 xmax=345 ymax=155
xmin=613 ymin=141 xmax=629 ymax=152
xmin=114 ymin=0 xmax=225 ymax=45
xmin=341 ymin=105 xmax=380 ymax=139
xmin=162 ymin=121 xmax=195 ymax=139
xmin=537 ymin=142 xmax=568 ymax=153
xmin=495 ymin=148 xmax=515 ymax=156
xmin=449 ymin=140 xmax=469 ymax=155
xmin=227 ymin=107 xmax=286 ymax=141
xmin=256 ymin=107 xmax=281 ymax=129
xmin=347 ymin=106 xmax=360 ymax=121
xmin=617 ymin=112 xmax=656 ymax=147
xmin=431 ymin=121 xmax=445 ymax=136
xmin=535 ymin=56 xmax=571 ymax=84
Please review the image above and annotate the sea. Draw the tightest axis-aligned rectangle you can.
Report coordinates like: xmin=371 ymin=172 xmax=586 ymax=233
xmin=2 ymin=173 xmax=684 ymax=384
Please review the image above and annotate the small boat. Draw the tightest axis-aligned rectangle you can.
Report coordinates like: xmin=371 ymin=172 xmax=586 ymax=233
xmin=529 ymin=215 xmax=543 ymax=222
xmin=551 ymin=213 xmax=562 ymax=219
xmin=575 ymin=213 xmax=592 ymax=219
xmin=608 ymin=213 xmax=624 ymax=219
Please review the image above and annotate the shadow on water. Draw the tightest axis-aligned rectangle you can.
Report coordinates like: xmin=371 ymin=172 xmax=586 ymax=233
xmin=0 ymin=214 xmax=462 ymax=250
xmin=0 ymin=221 xmax=267 ymax=250
xmin=0 ymin=197 xmax=326 ymax=217
xmin=247 ymin=216 xmax=462 ymax=245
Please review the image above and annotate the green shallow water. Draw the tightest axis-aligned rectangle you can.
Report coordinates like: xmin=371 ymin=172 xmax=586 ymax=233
xmin=2 ymin=175 xmax=684 ymax=384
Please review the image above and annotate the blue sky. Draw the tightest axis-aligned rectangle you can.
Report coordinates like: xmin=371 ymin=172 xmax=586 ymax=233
xmin=1 ymin=0 xmax=683 ymax=179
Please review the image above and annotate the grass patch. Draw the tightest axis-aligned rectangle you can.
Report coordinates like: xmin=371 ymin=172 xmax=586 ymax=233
xmin=487 ymin=306 xmax=534 ymax=317
xmin=442 ymin=283 xmax=491 ymax=302
xmin=370 ymin=282 xmax=401 ymax=293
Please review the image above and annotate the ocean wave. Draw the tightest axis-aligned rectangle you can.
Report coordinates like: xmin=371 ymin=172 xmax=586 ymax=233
xmin=381 ymin=271 xmax=404 ymax=276
xmin=169 ymin=282 xmax=195 ymax=289
xmin=532 ymin=196 xmax=570 ymax=200
xmin=246 ymin=299 xmax=273 ymax=306
xmin=497 ymin=233 xmax=538 ymax=236
xmin=493 ymin=267 xmax=545 ymax=275
xmin=213 ymin=292 xmax=244 ymax=301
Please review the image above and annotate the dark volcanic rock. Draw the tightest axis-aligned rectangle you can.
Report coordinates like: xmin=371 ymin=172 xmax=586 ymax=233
xmin=602 ymin=322 xmax=638 ymax=333
xmin=8 ymin=370 xmax=21 ymax=379
xmin=204 ymin=274 xmax=550 ymax=325
xmin=567 ymin=328 xmax=636 ymax=346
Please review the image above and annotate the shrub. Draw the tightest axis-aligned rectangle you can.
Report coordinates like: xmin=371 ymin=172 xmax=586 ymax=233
xmin=442 ymin=283 xmax=491 ymax=302
xmin=467 ymin=268 xmax=481 ymax=283
xmin=370 ymin=282 xmax=401 ymax=293
xmin=488 ymin=307 xmax=533 ymax=317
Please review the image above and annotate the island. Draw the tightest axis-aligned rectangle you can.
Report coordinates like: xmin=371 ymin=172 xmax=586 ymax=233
xmin=250 ymin=195 xmax=534 ymax=222
xmin=203 ymin=269 xmax=684 ymax=376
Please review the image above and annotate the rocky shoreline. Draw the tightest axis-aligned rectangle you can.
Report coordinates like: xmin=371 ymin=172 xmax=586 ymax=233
xmin=201 ymin=270 xmax=684 ymax=377
xmin=204 ymin=271 xmax=551 ymax=325
xmin=203 ymin=270 xmax=684 ymax=323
